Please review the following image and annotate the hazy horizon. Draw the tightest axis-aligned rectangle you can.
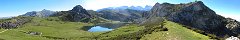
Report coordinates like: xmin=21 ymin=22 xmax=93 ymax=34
xmin=0 ymin=0 xmax=239 ymax=21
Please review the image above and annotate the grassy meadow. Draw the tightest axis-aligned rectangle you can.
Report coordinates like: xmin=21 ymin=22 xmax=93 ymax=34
xmin=0 ymin=17 xmax=211 ymax=40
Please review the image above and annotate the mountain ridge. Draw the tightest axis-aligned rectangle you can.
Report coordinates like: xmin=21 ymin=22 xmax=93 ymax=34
xmin=22 ymin=9 xmax=56 ymax=17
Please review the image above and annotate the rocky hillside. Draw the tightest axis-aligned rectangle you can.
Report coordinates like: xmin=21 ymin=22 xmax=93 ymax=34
xmin=22 ymin=9 xmax=56 ymax=17
xmin=142 ymin=1 xmax=240 ymax=38
xmin=0 ymin=16 xmax=31 ymax=29
xmin=51 ymin=5 xmax=108 ymax=23
xmin=52 ymin=5 xmax=93 ymax=22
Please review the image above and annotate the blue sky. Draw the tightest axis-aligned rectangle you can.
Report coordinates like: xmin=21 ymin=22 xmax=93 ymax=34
xmin=0 ymin=0 xmax=239 ymax=21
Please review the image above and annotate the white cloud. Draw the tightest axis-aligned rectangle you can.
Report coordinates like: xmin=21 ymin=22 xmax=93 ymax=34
xmin=82 ymin=0 xmax=156 ymax=10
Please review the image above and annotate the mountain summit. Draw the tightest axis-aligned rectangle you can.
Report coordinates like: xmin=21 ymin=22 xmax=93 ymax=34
xmin=71 ymin=5 xmax=86 ymax=12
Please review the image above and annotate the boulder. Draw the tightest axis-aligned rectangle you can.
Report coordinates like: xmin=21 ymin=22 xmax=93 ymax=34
xmin=27 ymin=31 xmax=42 ymax=35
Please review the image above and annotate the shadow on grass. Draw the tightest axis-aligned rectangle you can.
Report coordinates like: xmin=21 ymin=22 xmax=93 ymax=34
xmin=79 ymin=26 xmax=93 ymax=31
xmin=0 ymin=38 xmax=4 ymax=40
xmin=42 ymin=36 xmax=66 ymax=40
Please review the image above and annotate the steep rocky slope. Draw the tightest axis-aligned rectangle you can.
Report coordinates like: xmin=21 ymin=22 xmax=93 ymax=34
xmin=143 ymin=1 xmax=240 ymax=38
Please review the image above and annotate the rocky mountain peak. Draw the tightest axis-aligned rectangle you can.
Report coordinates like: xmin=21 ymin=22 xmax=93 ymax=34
xmin=148 ymin=2 xmax=175 ymax=17
xmin=194 ymin=1 xmax=204 ymax=4
xmin=70 ymin=5 xmax=91 ymax=16
xmin=71 ymin=5 xmax=85 ymax=12
xmin=182 ymin=1 xmax=209 ymax=11
xmin=152 ymin=2 xmax=160 ymax=8
xmin=155 ymin=2 xmax=160 ymax=5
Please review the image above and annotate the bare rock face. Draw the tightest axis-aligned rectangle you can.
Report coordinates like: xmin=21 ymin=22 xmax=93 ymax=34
xmin=144 ymin=1 xmax=240 ymax=38
xmin=225 ymin=18 xmax=240 ymax=34
xmin=225 ymin=18 xmax=240 ymax=30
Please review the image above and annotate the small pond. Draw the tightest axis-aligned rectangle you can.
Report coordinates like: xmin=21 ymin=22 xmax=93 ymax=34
xmin=82 ymin=22 xmax=129 ymax=32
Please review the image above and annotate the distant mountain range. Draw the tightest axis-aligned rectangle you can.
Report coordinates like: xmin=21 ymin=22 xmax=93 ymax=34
xmin=95 ymin=5 xmax=151 ymax=22
xmin=21 ymin=9 xmax=56 ymax=17
xmin=0 ymin=17 xmax=13 ymax=19
xmin=97 ymin=5 xmax=152 ymax=11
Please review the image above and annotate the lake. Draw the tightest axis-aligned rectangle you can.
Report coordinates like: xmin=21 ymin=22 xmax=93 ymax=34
xmin=82 ymin=22 xmax=128 ymax=32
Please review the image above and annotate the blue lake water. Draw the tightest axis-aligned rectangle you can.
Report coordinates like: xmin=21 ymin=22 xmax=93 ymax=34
xmin=84 ymin=22 xmax=128 ymax=32
xmin=88 ymin=26 xmax=113 ymax=32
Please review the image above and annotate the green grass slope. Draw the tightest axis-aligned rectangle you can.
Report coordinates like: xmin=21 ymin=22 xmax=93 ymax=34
xmin=0 ymin=17 xmax=102 ymax=40
xmin=140 ymin=21 xmax=210 ymax=40
xmin=95 ymin=20 xmax=210 ymax=40
xmin=98 ymin=24 xmax=145 ymax=40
